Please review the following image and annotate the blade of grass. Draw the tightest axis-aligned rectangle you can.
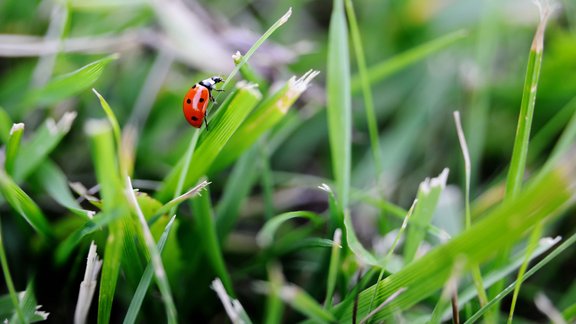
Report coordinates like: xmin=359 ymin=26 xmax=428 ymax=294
xmin=5 ymin=123 xmax=24 ymax=176
xmin=12 ymin=112 xmax=76 ymax=182
xmin=333 ymin=159 xmax=575 ymax=322
xmin=0 ymin=168 xmax=53 ymax=238
xmin=156 ymin=83 xmax=262 ymax=201
xmin=210 ymin=70 xmax=319 ymax=174
xmin=256 ymin=211 xmax=322 ymax=248
xmin=501 ymin=4 xmax=552 ymax=321
xmin=0 ymin=217 xmax=26 ymax=323
xmin=324 ymin=228 xmax=342 ymax=309
xmin=505 ymin=1 xmax=550 ymax=198
xmin=192 ymin=185 xmax=235 ymax=296
xmin=435 ymin=236 xmax=560 ymax=321
xmin=125 ymin=178 xmax=177 ymax=323
xmin=263 ymin=264 xmax=284 ymax=324
xmin=34 ymin=161 xmax=93 ymax=219
xmin=454 ymin=111 xmax=488 ymax=306
xmin=465 ymin=233 xmax=576 ymax=324
xmin=86 ymin=120 xmax=125 ymax=324
xmin=0 ymin=107 xmax=14 ymax=143
xmin=327 ymin=0 xmax=351 ymax=209
xmin=257 ymin=282 xmax=336 ymax=323
xmin=212 ymin=146 xmax=258 ymax=242
xmin=123 ymin=215 xmax=176 ymax=324
xmin=350 ymin=30 xmax=468 ymax=93
xmin=25 ymin=54 xmax=118 ymax=109
xmin=403 ymin=168 xmax=449 ymax=264
xmin=345 ymin=0 xmax=383 ymax=184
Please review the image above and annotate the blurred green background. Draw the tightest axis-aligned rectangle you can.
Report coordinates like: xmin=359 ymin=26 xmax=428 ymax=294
xmin=0 ymin=0 xmax=575 ymax=323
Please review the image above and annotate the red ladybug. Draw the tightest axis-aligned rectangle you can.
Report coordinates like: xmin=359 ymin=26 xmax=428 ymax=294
xmin=182 ymin=76 xmax=224 ymax=129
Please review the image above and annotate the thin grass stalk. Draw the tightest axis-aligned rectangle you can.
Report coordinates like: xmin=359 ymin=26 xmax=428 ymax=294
xmin=125 ymin=177 xmax=177 ymax=324
xmin=324 ymin=228 xmax=342 ymax=308
xmin=344 ymin=0 xmax=383 ymax=182
xmin=454 ymin=111 xmax=488 ymax=306
xmin=0 ymin=218 xmax=26 ymax=323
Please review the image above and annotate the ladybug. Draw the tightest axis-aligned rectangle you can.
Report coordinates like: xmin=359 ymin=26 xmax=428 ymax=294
xmin=182 ymin=76 xmax=224 ymax=129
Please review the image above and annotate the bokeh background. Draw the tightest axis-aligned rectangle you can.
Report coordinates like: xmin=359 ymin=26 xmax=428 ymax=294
xmin=0 ymin=0 xmax=575 ymax=322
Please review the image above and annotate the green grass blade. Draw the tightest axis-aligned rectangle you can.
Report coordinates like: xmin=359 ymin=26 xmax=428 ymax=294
xmin=0 ymin=218 xmax=26 ymax=323
xmin=92 ymin=89 xmax=126 ymax=178
xmin=454 ymin=111 xmax=488 ymax=306
xmin=25 ymin=54 xmax=116 ymax=112
xmin=333 ymin=160 xmax=575 ymax=322
xmin=217 ymin=8 xmax=292 ymax=95
xmin=26 ymin=54 xmax=118 ymax=108
xmin=0 ymin=107 xmax=14 ymax=143
xmin=34 ymin=161 xmax=93 ymax=219
xmin=55 ymin=211 xmax=120 ymax=264
xmin=324 ymin=228 xmax=342 ymax=309
xmin=5 ymin=123 xmax=24 ymax=176
xmin=215 ymin=146 xmax=260 ymax=242
xmin=539 ymin=96 xmax=576 ymax=175
xmin=0 ymin=168 xmax=52 ymax=238
xmin=157 ymin=83 xmax=262 ymax=202
xmin=465 ymin=233 xmax=576 ymax=324
xmin=351 ymin=30 xmax=468 ymax=93
xmin=433 ymin=236 xmax=560 ymax=321
xmin=210 ymin=71 xmax=319 ymax=174
xmin=403 ymin=168 xmax=449 ymax=264
xmin=192 ymin=185 xmax=234 ymax=296
xmin=123 ymin=215 xmax=176 ymax=324
xmin=264 ymin=264 xmax=284 ymax=324
xmin=343 ymin=209 xmax=379 ymax=267
xmin=345 ymin=0 xmax=383 ymax=182
xmin=327 ymin=0 xmax=351 ymax=209
xmin=13 ymin=112 xmax=76 ymax=182
xmin=256 ymin=211 xmax=322 ymax=248
xmin=505 ymin=4 xmax=550 ymax=198
xmin=125 ymin=178 xmax=177 ymax=323
xmin=86 ymin=120 xmax=124 ymax=324
xmin=266 ymin=283 xmax=336 ymax=323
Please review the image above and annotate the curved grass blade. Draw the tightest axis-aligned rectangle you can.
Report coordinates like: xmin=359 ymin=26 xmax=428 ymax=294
xmin=26 ymin=54 xmax=118 ymax=108
xmin=13 ymin=112 xmax=76 ymax=182
xmin=256 ymin=211 xmax=322 ymax=248
xmin=123 ymin=215 xmax=176 ymax=324
xmin=5 ymin=123 xmax=24 ymax=176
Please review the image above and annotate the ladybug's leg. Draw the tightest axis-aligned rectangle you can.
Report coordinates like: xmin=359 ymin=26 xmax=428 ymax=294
xmin=204 ymin=113 xmax=209 ymax=131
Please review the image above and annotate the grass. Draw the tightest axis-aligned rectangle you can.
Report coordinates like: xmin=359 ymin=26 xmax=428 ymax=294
xmin=0 ymin=0 xmax=575 ymax=323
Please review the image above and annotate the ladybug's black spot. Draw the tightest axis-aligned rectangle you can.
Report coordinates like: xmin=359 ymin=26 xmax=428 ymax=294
xmin=199 ymin=98 xmax=205 ymax=103
xmin=186 ymin=98 xmax=191 ymax=104
xmin=191 ymin=116 xmax=198 ymax=121
xmin=192 ymin=84 xmax=197 ymax=89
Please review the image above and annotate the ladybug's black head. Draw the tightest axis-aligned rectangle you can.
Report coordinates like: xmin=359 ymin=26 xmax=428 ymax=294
xmin=211 ymin=76 xmax=224 ymax=84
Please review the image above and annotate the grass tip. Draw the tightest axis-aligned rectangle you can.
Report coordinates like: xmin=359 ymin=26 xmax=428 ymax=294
xmin=420 ymin=168 xmax=450 ymax=194
xmin=279 ymin=7 xmax=292 ymax=25
xmin=9 ymin=123 xmax=25 ymax=135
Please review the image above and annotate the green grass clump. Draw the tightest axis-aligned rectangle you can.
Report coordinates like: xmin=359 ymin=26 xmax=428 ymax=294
xmin=0 ymin=1 xmax=575 ymax=323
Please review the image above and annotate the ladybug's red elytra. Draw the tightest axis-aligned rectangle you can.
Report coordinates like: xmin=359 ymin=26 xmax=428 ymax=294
xmin=182 ymin=76 xmax=224 ymax=129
